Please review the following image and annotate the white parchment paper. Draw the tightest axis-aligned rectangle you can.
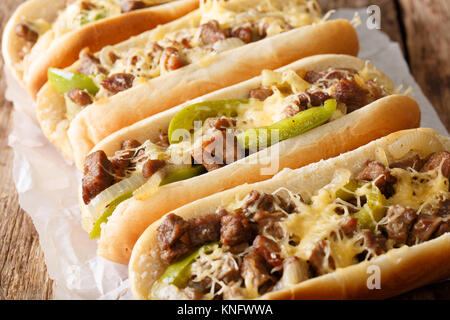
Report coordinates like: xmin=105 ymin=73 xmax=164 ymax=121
xmin=4 ymin=9 xmax=448 ymax=300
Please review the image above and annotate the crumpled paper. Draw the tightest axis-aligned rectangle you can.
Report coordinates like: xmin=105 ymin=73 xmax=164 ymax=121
xmin=5 ymin=8 xmax=448 ymax=300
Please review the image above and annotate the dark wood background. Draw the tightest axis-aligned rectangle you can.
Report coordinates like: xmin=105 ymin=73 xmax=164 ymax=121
xmin=0 ymin=0 xmax=449 ymax=300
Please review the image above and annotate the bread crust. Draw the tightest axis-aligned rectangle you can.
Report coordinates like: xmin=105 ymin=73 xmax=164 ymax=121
xmin=2 ymin=0 xmax=199 ymax=97
xmin=35 ymin=18 xmax=359 ymax=164
xmin=128 ymin=128 xmax=450 ymax=300
xmin=84 ymin=54 xmax=421 ymax=265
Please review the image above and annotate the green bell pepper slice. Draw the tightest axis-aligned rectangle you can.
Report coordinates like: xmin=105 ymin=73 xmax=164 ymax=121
xmin=159 ymin=242 xmax=219 ymax=288
xmin=168 ymin=99 xmax=250 ymax=144
xmin=160 ymin=165 xmax=206 ymax=186
xmin=48 ymin=68 xmax=99 ymax=95
xmin=335 ymin=180 xmax=364 ymax=201
xmin=80 ymin=11 xmax=107 ymax=25
xmin=353 ymin=186 xmax=387 ymax=231
xmin=237 ymin=99 xmax=337 ymax=151
xmin=89 ymin=190 xmax=134 ymax=239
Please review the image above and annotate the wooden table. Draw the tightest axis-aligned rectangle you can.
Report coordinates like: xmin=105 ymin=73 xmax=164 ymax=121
xmin=0 ymin=0 xmax=449 ymax=300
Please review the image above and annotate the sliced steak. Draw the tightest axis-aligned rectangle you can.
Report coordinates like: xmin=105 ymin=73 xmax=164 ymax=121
xmin=67 ymin=88 xmax=92 ymax=106
xmin=309 ymin=240 xmax=335 ymax=275
xmin=249 ymin=87 xmax=273 ymax=101
xmin=408 ymin=214 xmax=442 ymax=245
xmin=356 ymin=161 xmax=396 ymax=198
xmin=142 ymin=159 xmax=166 ymax=178
xmin=120 ymin=0 xmax=147 ymax=13
xmin=15 ymin=22 xmax=38 ymax=43
xmin=157 ymin=213 xmax=191 ymax=263
xmin=385 ymin=205 xmax=417 ymax=244
xmin=82 ymin=151 xmax=114 ymax=204
xmin=421 ymin=151 xmax=450 ymax=179
xmin=101 ymin=73 xmax=135 ymax=94
xmin=220 ymin=211 xmax=255 ymax=247
xmin=161 ymin=47 xmax=187 ymax=71
xmin=362 ymin=230 xmax=387 ymax=255
xmin=200 ymin=20 xmax=226 ymax=45
xmin=331 ymin=78 xmax=368 ymax=112
xmin=252 ymin=235 xmax=283 ymax=267
xmin=188 ymin=214 xmax=221 ymax=247
xmin=391 ymin=155 xmax=424 ymax=171
xmin=78 ymin=51 xmax=107 ymax=75
xmin=339 ymin=216 xmax=358 ymax=237
xmin=240 ymin=251 xmax=274 ymax=293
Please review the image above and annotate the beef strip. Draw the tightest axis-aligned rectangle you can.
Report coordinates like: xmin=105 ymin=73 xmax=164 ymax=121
xmin=157 ymin=213 xmax=191 ymax=263
xmin=435 ymin=199 xmax=450 ymax=217
xmin=240 ymin=250 xmax=275 ymax=294
xmin=142 ymin=159 xmax=166 ymax=178
xmin=220 ymin=211 xmax=255 ymax=247
xmin=188 ymin=214 xmax=221 ymax=247
xmin=339 ymin=216 xmax=358 ymax=237
xmin=15 ymin=22 xmax=38 ymax=43
xmin=228 ymin=26 xmax=253 ymax=43
xmin=420 ymin=151 xmax=450 ymax=179
xmin=161 ymin=47 xmax=187 ymax=71
xmin=356 ymin=161 xmax=397 ymax=198
xmin=407 ymin=214 xmax=443 ymax=245
xmin=385 ymin=205 xmax=418 ymax=245
xmin=200 ymin=20 xmax=226 ymax=45
xmin=391 ymin=155 xmax=424 ymax=171
xmin=192 ymin=129 xmax=242 ymax=172
xmin=101 ymin=73 xmax=135 ymax=94
xmin=67 ymin=88 xmax=92 ymax=106
xmin=249 ymin=87 xmax=273 ymax=101
xmin=78 ymin=51 xmax=107 ymax=75
xmin=309 ymin=240 xmax=335 ymax=275
xmin=110 ymin=139 xmax=141 ymax=179
xmin=253 ymin=210 xmax=284 ymax=239
xmin=331 ymin=78 xmax=368 ymax=112
xmin=362 ymin=230 xmax=387 ymax=255
xmin=120 ymin=0 xmax=147 ymax=13
xmin=243 ymin=191 xmax=276 ymax=213
xmin=252 ymin=235 xmax=283 ymax=267
xmin=204 ymin=117 xmax=236 ymax=131
xmin=82 ymin=150 xmax=114 ymax=204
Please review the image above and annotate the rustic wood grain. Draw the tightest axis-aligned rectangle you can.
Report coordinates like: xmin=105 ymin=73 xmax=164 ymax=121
xmin=399 ymin=0 xmax=450 ymax=132
xmin=0 ymin=0 xmax=449 ymax=300
xmin=318 ymin=0 xmax=406 ymax=54
xmin=0 ymin=0 xmax=54 ymax=300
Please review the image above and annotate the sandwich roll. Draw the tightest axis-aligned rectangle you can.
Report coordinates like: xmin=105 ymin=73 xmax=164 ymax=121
xmin=35 ymin=0 xmax=360 ymax=161
xmin=2 ymin=0 xmax=199 ymax=97
xmin=78 ymin=54 xmax=420 ymax=264
xmin=129 ymin=128 xmax=450 ymax=300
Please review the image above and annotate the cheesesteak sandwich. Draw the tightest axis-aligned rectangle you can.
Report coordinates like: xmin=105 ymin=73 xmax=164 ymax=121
xmin=79 ymin=54 xmax=420 ymax=264
xmin=2 ymin=0 xmax=198 ymax=97
xmin=35 ymin=0 xmax=360 ymax=161
xmin=129 ymin=128 xmax=450 ymax=300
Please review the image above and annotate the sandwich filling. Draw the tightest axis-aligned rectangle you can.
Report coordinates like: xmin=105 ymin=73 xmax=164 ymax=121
xmin=14 ymin=0 xmax=173 ymax=61
xmin=149 ymin=151 xmax=450 ymax=299
xmin=80 ymin=63 xmax=393 ymax=238
xmin=44 ymin=0 xmax=322 ymax=118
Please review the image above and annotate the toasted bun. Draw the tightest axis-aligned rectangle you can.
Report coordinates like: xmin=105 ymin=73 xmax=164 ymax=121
xmin=2 ymin=0 xmax=199 ymax=98
xmin=36 ymin=18 xmax=359 ymax=163
xmin=129 ymin=128 xmax=450 ymax=299
xmin=83 ymin=54 xmax=421 ymax=265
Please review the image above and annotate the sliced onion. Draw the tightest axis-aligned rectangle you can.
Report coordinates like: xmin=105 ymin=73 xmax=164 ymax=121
xmin=133 ymin=170 xmax=166 ymax=201
xmin=86 ymin=174 xmax=147 ymax=220
xmin=213 ymin=38 xmax=245 ymax=53
xmin=387 ymin=131 xmax=443 ymax=159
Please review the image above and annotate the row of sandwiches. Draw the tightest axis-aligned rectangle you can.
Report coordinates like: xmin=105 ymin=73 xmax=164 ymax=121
xmin=3 ymin=0 xmax=449 ymax=300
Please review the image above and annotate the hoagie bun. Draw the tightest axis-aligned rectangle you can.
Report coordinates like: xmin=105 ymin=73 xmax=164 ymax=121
xmin=129 ymin=128 xmax=450 ymax=299
xmin=79 ymin=54 xmax=420 ymax=264
xmin=35 ymin=0 xmax=359 ymax=162
xmin=2 ymin=0 xmax=199 ymax=98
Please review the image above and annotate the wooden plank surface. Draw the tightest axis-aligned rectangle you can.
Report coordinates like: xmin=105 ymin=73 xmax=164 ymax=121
xmin=0 ymin=0 xmax=449 ymax=300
